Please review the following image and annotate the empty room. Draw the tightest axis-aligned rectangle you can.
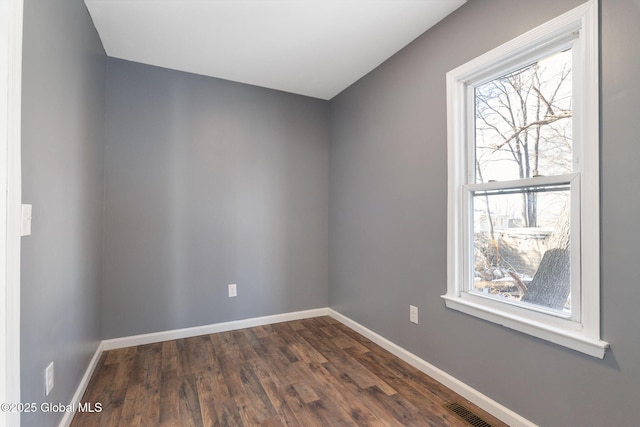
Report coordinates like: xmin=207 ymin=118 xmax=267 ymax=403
xmin=2 ymin=0 xmax=639 ymax=426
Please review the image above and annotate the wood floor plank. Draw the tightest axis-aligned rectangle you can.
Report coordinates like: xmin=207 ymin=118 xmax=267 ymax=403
xmin=304 ymin=359 xmax=397 ymax=427
xmin=159 ymin=369 xmax=181 ymax=425
xmin=103 ymin=345 xmax=136 ymax=366
xmin=71 ymin=317 xmax=509 ymax=427
xmin=120 ymin=382 xmax=147 ymax=426
xmin=232 ymin=329 xmax=263 ymax=362
xmin=187 ymin=335 xmax=218 ymax=374
xmin=251 ymin=325 xmax=271 ymax=339
xmin=249 ymin=359 xmax=303 ymax=426
xmin=194 ymin=372 xmax=222 ymax=427
xmin=178 ymin=373 xmax=204 ymax=427
xmin=161 ymin=340 xmax=179 ymax=372
xmin=212 ymin=398 xmax=245 ymax=427
xmin=296 ymin=320 xmax=398 ymax=395
xmin=236 ymin=364 xmax=279 ymax=422
xmin=365 ymin=384 xmax=436 ymax=427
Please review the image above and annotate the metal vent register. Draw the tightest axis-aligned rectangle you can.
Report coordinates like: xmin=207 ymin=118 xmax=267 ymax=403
xmin=444 ymin=401 xmax=494 ymax=427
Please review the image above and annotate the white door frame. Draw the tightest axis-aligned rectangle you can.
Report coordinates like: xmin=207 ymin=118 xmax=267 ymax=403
xmin=1 ymin=0 xmax=22 ymax=425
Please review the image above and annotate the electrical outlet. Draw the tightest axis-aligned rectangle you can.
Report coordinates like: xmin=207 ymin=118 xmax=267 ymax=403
xmin=21 ymin=204 xmax=32 ymax=236
xmin=410 ymin=305 xmax=418 ymax=324
xmin=228 ymin=283 xmax=237 ymax=297
xmin=45 ymin=362 xmax=54 ymax=396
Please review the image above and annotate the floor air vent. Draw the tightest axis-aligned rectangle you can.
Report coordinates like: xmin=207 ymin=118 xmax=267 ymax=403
xmin=444 ymin=401 xmax=494 ymax=427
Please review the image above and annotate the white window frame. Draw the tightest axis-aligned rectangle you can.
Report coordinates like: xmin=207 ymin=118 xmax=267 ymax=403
xmin=443 ymin=0 xmax=609 ymax=358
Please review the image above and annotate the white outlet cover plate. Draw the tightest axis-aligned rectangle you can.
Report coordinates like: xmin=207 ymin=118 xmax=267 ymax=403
xmin=45 ymin=362 xmax=54 ymax=395
xmin=21 ymin=204 xmax=32 ymax=236
xmin=410 ymin=305 xmax=418 ymax=324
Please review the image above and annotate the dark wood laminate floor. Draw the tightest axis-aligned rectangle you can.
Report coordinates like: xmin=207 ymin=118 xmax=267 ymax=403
xmin=70 ymin=316 xmax=508 ymax=426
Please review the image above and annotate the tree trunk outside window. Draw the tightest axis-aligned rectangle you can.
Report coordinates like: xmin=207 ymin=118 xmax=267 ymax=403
xmin=520 ymin=203 xmax=570 ymax=310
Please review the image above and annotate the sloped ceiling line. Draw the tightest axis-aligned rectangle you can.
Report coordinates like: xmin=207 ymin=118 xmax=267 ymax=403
xmin=85 ymin=0 xmax=466 ymax=100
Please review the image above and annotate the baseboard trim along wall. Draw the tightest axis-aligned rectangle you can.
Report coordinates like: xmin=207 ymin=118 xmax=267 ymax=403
xmin=61 ymin=307 xmax=535 ymax=427
xmin=101 ymin=308 xmax=330 ymax=351
xmin=59 ymin=341 xmax=104 ymax=427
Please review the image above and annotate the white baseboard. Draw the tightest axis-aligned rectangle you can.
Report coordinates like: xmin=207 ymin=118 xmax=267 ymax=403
xmin=328 ymin=309 xmax=536 ymax=427
xmin=102 ymin=307 xmax=330 ymax=351
xmin=59 ymin=341 xmax=104 ymax=427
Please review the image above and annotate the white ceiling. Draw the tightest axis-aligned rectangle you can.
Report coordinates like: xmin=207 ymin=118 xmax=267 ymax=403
xmin=84 ymin=0 xmax=466 ymax=100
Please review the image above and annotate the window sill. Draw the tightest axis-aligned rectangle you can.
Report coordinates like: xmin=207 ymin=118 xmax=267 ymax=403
xmin=441 ymin=294 xmax=609 ymax=359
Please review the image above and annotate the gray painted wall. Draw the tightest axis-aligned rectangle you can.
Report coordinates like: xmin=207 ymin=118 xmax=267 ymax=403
xmin=102 ymin=59 xmax=329 ymax=339
xmin=329 ymin=0 xmax=640 ymax=426
xmin=20 ymin=0 xmax=105 ymax=426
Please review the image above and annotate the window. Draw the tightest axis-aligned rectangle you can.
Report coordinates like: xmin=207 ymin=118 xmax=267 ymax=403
xmin=443 ymin=1 xmax=608 ymax=358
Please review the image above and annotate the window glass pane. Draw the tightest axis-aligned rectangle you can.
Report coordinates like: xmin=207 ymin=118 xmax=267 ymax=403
xmin=472 ymin=186 xmax=571 ymax=313
xmin=475 ymin=49 xmax=573 ymax=183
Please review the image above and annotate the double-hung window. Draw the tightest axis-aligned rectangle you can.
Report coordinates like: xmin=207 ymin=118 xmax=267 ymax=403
xmin=443 ymin=1 xmax=608 ymax=358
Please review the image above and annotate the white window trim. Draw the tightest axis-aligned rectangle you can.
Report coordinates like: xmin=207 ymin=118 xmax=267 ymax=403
xmin=443 ymin=0 xmax=609 ymax=359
